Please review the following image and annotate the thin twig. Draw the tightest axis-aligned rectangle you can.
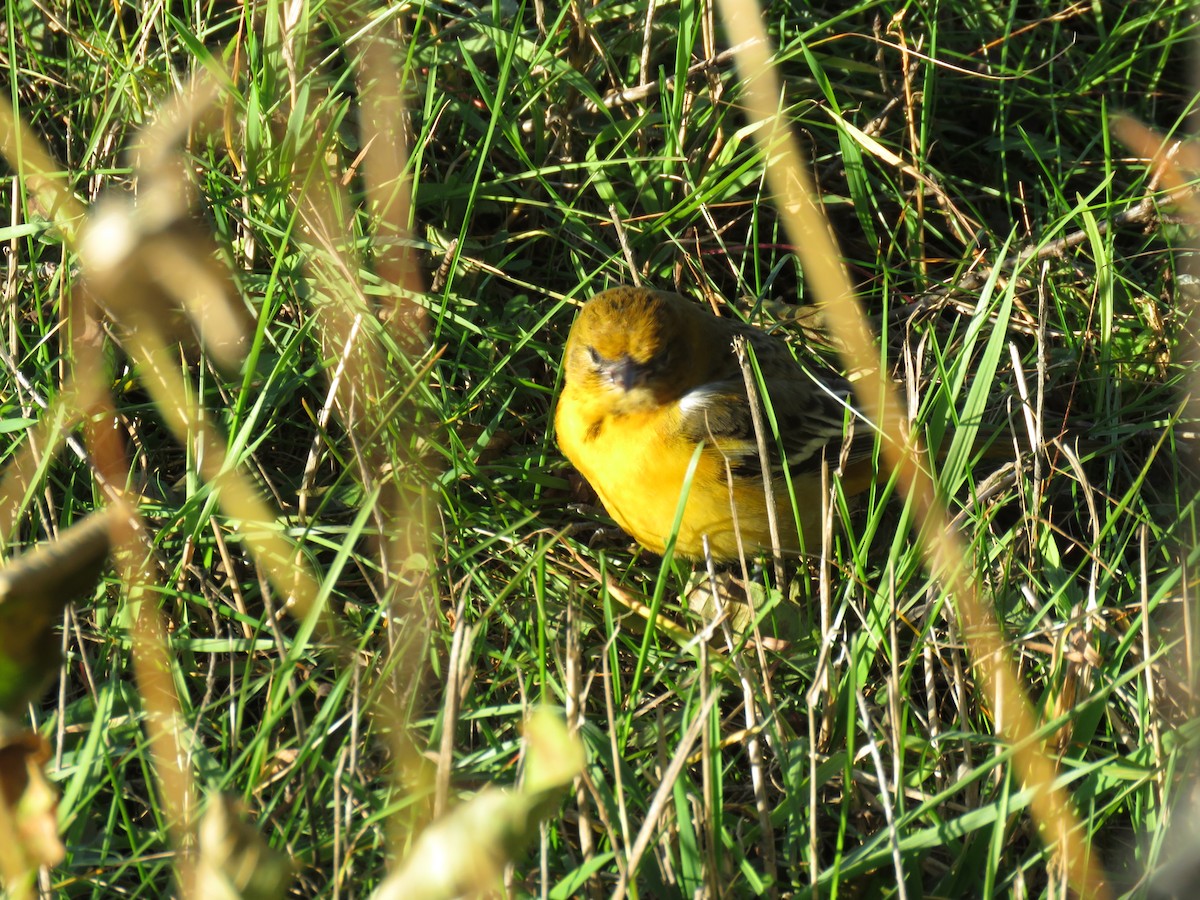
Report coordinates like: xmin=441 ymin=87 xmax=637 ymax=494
xmin=610 ymin=689 xmax=720 ymax=900
xmin=855 ymin=690 xmax=908 ymax=900
xmin=734 ymin=337 xmax=787 ymax=588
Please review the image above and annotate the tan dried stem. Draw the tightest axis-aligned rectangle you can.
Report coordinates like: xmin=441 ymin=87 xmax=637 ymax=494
xmin=281 ymin=2 xmax=435 ymax=854
xmin=712 ymin=0 xmax=1111 ymax=894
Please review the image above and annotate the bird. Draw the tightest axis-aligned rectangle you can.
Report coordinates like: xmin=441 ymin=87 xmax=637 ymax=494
xmin=555 ymin=285 xmax=877 ymax=561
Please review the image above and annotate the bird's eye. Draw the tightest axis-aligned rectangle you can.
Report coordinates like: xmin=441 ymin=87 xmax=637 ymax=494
xmin=587 ymin=346 xmax=602 ymax=366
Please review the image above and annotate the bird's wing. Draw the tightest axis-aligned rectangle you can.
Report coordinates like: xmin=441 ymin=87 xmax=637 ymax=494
xmin=677 ymin=368 xmax=871 ymax=479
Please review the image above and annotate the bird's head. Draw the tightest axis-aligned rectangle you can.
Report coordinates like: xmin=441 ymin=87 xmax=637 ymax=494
xmin=563 ymin=286 xmax=695 ymax=413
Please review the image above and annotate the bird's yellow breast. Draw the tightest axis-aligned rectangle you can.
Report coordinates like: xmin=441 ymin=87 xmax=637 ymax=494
xmin=555 ymin=384 xmax=813 ymax=559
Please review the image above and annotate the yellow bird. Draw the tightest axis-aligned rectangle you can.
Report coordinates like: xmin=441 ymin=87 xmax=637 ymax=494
xmin=555 ymin=285 xmax=875 ymax=560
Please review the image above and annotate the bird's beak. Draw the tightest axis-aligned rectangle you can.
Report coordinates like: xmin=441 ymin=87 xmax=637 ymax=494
xmin=606 ymin=356 xmax=640 ymax=392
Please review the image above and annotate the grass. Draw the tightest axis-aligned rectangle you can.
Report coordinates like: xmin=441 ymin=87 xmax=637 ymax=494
xmin=1 ymin=0 xmax=1200 ymax=896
